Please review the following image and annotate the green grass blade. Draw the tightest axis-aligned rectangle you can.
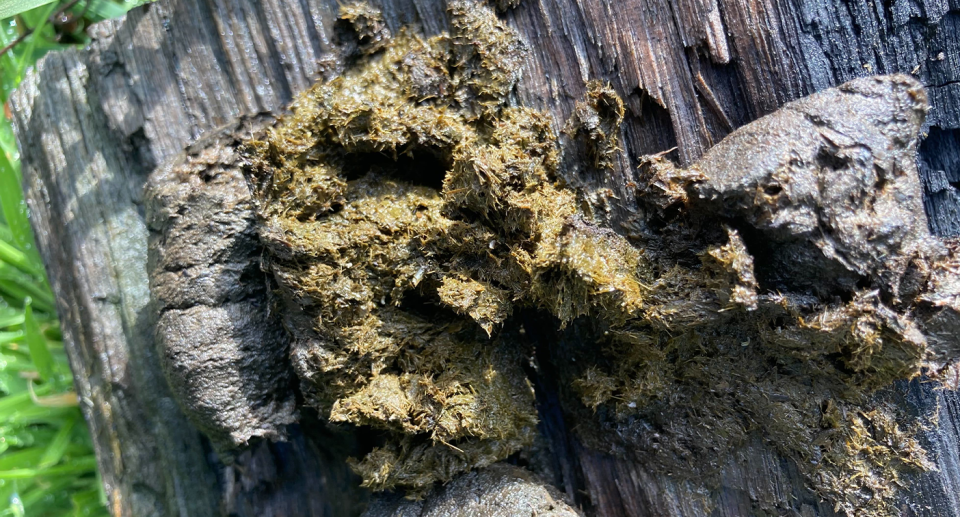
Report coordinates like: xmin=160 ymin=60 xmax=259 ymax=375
xmin=0 ymin=370 xmax=27 ymax=394
xmin=0 ymin=263 xmax=53 ymax=308
xmin=71 ymin=488 xmax=107 ymax=517
xmin=0 ymin=447 xmax=43 ymax=470
xmin=77 ymin=0 xmax=125 ymax=20
xmin=0 ymin=280 xmax=52 ymax=313
xmin=38 ymin=413 xmax=75 ymax=467
xmin=0 ymin=311 xmax=24 ymax=329
xmin=0 ymin=122 xmax=41 ymax=270
xmin=0 ymin=353 xmax=35 ymax=373
xmin=19 ymin=475 xmax=76 ymax=509
xmin=13 ymin=3 xmax=56 ymax=79
xmin=0 ymin=390 xmax=31 ymax=415
xmin=0 ymin=239 xmax=42 ymax=278
xmin=0 ymin=456 xmax=98 ymax=480
xmin=2 ymin=486 xmax=25 ymax=517
xmin=0 ymin=144 xmax=31 ymax=257
xmin=0 ymin=0 xmax=57 ymax=20
xmin=0 ymin=224 xmax=13 ymax=244
xmin=0 ymin=281 xmax=30 ymax=309
xmin=0 ymin=19 xmax=23 ymax=103
xmin=0 ymin=330 xmax=23 ymax=345
xmin=2 ymin=403 xmax=77 ymax=426
xmin=0 ymin=119 xmax=44 ymax=278
xmin=42 ymin=322 xmax=60 ymax=340
xmin=23 ymin=299 xmax=52 ymax=382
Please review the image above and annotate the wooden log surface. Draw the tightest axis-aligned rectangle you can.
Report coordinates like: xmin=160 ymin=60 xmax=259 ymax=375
xmin=8 ymin=0 xmax=960 ymax=516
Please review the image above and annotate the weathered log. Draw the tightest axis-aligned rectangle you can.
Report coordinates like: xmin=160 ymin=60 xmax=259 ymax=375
xmin=9 ymin=0 xmax=960 ymax=516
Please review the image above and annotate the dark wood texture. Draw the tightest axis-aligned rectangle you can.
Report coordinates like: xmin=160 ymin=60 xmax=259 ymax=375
xmin=8 ymin=0 xmax=960 ymax=516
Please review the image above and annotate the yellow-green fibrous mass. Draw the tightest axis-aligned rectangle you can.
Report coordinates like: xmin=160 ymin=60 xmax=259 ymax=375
xmin=564 ymin=80 xmax=626 ymax=170
xmin=244 ymin=0 xmax=617 ymax=495
xmin=239 ymin=0 xmax=959 ymax=513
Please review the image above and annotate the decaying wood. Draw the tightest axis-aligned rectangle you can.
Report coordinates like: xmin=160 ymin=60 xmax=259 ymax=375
xmin=8 ymin=0 xmax=960 ymax=516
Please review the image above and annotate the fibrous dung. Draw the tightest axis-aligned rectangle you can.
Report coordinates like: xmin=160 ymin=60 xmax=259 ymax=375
xmin=146 ymin=0 xmax=960 ymax=512
xmin=243 ymin=0 xmax=660 ymax=495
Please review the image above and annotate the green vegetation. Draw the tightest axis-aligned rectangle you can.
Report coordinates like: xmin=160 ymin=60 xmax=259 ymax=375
xmin=0 ymin=0 xmax=146 ymax=514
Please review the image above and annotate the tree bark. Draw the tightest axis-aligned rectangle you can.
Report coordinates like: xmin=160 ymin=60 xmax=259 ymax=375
xmin=8 ymin=0 xmax=960 ymax=516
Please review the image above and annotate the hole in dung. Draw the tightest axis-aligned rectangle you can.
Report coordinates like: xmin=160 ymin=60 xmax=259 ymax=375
xmin=341 ymin=146 xmax=450 ymax=191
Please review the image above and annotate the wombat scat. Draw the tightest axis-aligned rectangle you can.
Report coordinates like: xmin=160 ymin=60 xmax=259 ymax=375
xmin=145 ymin=115 xmax=297 ymax=454
xmin=582 ymin=74 xmax=955 ymax=517
xmin=146 ymin=0 xmax=960 ymax=512
xmin=692 ymin=75 xmax=931 ymax=299
xmin=361 ymin=464 xmax=582 ymax=517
